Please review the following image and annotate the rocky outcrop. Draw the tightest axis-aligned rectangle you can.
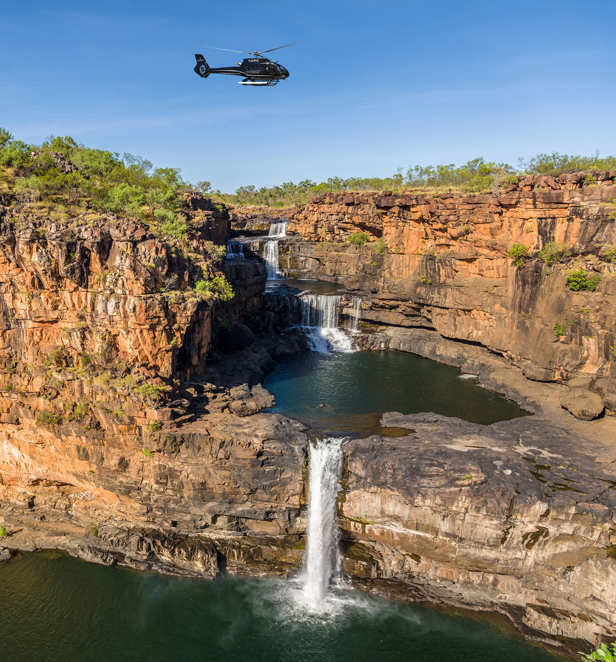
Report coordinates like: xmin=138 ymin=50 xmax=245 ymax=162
xmin=229 ymin=207 xmax=290 ymax=236
xmin=342 ymin=410 xmax=616 ymax=652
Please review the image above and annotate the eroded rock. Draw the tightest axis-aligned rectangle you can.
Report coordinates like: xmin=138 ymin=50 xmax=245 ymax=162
xmin=561 ymin=389 xmax=604 ymax=420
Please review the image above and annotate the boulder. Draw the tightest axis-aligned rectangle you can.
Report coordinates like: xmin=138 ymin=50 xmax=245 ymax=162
xmin=229 ymin=384 xmax=275 ymax=417
xmin=561 ymin=389 xmax=604 ymax=420
xmin=567 ymin=376 xmax=595 ymax=390
xmin=521 ymin=363 xmax=555 ymax=382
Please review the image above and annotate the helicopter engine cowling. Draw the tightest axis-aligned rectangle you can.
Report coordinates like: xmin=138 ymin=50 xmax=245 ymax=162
xmin=194 ymin=54 xmax=211 ymax=78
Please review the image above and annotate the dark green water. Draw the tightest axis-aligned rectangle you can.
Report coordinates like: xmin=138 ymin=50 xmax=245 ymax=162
xmin=0 ymin=551 xmax=566 ymax=662
xmin=264 ymin=350 xmax=528 ymax=435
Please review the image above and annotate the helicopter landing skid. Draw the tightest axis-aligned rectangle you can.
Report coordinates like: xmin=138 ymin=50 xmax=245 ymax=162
xmin=238 ymin=79 xmax=279 ymax=86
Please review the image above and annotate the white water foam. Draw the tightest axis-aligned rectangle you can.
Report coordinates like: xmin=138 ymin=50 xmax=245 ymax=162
xmin=300 ymin=294 xmax=357 ymax=353
xmin=459 ymin=374 xmax=478 ymax=380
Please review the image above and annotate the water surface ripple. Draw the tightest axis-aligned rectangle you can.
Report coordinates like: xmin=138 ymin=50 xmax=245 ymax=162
xmin=0 ymin=551 xmax=566 ymax=662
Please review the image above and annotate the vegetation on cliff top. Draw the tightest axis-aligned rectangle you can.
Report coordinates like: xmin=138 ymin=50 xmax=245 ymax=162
xmin=0 ymin=127 xmax=234 ymax=302
xmin=0 ymin=127 xmax=218 ymax=244
xmin=218 ymin=152 xmax=616 ymax=208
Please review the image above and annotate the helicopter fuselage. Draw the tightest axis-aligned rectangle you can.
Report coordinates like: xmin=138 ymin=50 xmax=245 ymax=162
xmin=194 ymin=55 xmax=289 ymax=86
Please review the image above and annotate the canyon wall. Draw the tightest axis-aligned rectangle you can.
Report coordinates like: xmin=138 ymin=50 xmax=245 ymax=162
xmin=282 ymin=175 xmax=616 ymax=393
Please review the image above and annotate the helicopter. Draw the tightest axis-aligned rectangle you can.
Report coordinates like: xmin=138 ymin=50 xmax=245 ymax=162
xmin=193 ymin=42 xmax=297 ymax=86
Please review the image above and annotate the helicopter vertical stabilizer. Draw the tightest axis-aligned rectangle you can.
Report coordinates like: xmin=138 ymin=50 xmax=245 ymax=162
xmin=194 ymin=54 xmax=211 ymax=78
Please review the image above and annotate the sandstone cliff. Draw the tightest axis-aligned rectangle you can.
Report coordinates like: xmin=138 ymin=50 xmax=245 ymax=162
xmin=282 ymin=175 xmax=616 ymax=396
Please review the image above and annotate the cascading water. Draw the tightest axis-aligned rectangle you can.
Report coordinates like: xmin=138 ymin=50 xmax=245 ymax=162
xmin=264 ymin=240 xmax=283 ymax=280
xmin=264 ymin=221 xmax=288 ymax=280
xmin=300 ymin=294 xmax=356 ymax=353
xmin=226 ymin=242 xmax=245 ymax=260
xmin=268 ymin=221 xmax=288 ymax=238
xmin=299 ymin=437 xmax=344 ymax=609
xmin=348 ymin=297 xmax=362 ymax=332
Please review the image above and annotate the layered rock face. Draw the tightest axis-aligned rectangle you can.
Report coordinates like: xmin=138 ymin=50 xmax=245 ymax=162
xmin=342 ymin=412 xmax=616 ymax=651
xmin=283 ymin=178 xmax=616 ymax=391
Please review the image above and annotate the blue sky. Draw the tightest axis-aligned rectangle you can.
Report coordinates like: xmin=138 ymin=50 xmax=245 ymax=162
xmin=1 ymin=0 xmax=615 ymax=191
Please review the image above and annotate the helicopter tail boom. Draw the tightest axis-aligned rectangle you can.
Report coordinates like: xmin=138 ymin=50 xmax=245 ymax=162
xmin=194 ymin=54 xmax=211 ymax=78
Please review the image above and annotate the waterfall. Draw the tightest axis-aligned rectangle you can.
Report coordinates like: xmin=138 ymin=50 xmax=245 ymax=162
xmin=348 ymin=297 xmax=362 ymax=332
xmin=300 ymin=295 xmax=356 ymax=353
xmin=269 ymin=221 xmax=288 ymax=238
xmin=226 ymin=242 xmax=245 ymax=260
xmin=264 ymin=240 xmax=284 ymax=280
xmin=301 ymin=294 xmax=340 ymax=329
xmin=300 ymin=437 xmax=344 ymax=608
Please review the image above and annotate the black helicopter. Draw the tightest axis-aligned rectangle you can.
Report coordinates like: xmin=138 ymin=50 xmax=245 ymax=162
xmin=193 ymin=42 xmax=297 ymax=86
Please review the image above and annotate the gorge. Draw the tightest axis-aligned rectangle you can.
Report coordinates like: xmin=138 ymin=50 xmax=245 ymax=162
xmin=1 ymin=163 xmax=616 ymax=660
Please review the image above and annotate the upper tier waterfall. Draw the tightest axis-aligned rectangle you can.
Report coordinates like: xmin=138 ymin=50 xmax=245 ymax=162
xmin=226 ymin=242 xmax=245 ymax=260
xmin=299 ymin=437 xmax=344 ymax=609
xmin=268 ymin=222 xmax=288 ymax=238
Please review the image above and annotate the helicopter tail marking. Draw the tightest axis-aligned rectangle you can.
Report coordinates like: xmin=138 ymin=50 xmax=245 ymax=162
xmin=194 ymin=54 xmax=211 ymax=78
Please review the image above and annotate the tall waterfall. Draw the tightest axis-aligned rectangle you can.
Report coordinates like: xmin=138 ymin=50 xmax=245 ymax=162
xmin=300 ymin=295 xmax=356 ymax=353
xmin=226 ymin=242 xmax=245 ymax=260
xmin=264 ymin=240 xmax=283 ymax=280
xmin=269 ymin=221 xmax=288 ymax=238
xmin=300 ymin=437 xmax=344 ymax=608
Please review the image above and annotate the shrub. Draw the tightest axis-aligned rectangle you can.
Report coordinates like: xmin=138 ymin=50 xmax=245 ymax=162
xmin=205 ymin=242 xmax=227 ymax=260
xmin=90 ymin=522 xmax=98 ymax=537
xmin=580 ymin=643 xmax=616 ymax=661
xmin=135 ymin=383 xmax=168 ymax=401
xmin=195 ymin=275 xmax=234 ymax=301
xmin=142 ymin=447 xmax=154 ymax=458
xmin=506 ymin=243 xmax=531 ymax=266
xmin=566 ymin=269 xmax=601 ymax=292
xmin=0 ymin=525 xmax=6 ymax=537
xmin=347 ymin=232 xmax=369 ymax=246
xmin=539 ymin=242 xmax=571 ymax=266
xmin=103 ymin=183 xmax=146 ymax=217
xmin=584 ymin=173 xmax=596 ymax=186
xmin=372 ymin=237 xmax=386 ymax=254
xmin=600 ymin=246 xmax=616 ymax=263
xmin=36 ymin=410 xmax=62 ymax=427
xmin=159 ymin=215 xmax=187 ymax=240
xmin=553 ymin=323 xmax=565 ymax=337
xmin=149 ymin=421 xmax=162 ymax=432
xmin=420 ymin=274 xmax=432 ymax=285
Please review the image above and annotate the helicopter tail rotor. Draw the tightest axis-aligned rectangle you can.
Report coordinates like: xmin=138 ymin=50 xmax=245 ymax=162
xmin=194 ymin=54 xmax=211 ymax=78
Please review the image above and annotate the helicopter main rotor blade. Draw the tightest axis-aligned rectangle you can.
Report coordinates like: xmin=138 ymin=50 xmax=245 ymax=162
xmin=200 ymin=46 xmax=251 ymax=54
xmin=259 ymin=42 xmax=299 ymax=54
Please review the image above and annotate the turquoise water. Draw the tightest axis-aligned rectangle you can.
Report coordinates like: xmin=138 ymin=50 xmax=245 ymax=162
xmin=264 ymin=350 xmax=527 ymax=435
xmin=0 ymin=551 xmax=567 ymax=662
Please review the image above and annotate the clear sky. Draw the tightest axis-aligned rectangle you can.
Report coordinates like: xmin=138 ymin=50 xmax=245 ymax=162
xmin=1 ymin=0 xmax=615 ymax=191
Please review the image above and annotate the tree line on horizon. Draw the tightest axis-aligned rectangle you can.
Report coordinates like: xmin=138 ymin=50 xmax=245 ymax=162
xmin=220 ymin=152 xmax=616 ymax=207
xmin=2 ymin=127 xmax=615 ymax=211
